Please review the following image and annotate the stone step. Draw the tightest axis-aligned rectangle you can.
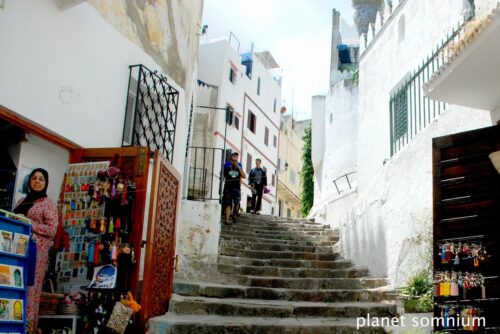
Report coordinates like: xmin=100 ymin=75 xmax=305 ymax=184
xmin=222 ymin=224 xmax=338 ymax=237
xmin=217 ymin=263 xmax=368 ymax=278
xmin=218 ymin=256 xmax=353 ymax=270
xmin=169 ymin=294 xmax=397 ymax=318
xmin=174 ymin=281 xmax=389 ymax=302
xmin=235 ymin=276 xmax=388 ymax=290
xmin=220 ymin=234 xmax=338 ymax=246
xmin=220 ymin=230 xmax=339 ymax=242
xmin=219 ymin=247 xmax=339 ymax=261
xmin=219 ymin=241 xmax=334 ymax=253
xmin=221 ymin=230 xmax=338 ymax=242
xmin=238 ymin=214 xmax=318 ymax=223
xmin=148 ymin=313 xmax=386 ymax=334
xmin=231 ymin=221 xmax=329 ymax=232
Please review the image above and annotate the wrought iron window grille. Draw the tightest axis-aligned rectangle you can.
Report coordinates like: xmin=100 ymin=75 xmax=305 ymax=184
xmin=123 ymin=64 xmax=179 ymax=162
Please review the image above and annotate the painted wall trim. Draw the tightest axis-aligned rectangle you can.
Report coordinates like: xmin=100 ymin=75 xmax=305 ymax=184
xmin=0 ymin=105 xmax=80 ymax=150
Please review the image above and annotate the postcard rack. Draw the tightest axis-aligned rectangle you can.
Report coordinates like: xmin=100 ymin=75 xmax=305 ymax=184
xmin=0 ymin=210 xmax=32 ymax=334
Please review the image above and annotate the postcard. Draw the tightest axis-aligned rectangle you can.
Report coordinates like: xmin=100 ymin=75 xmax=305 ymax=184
xmin=0 ymin=298 xmax=10 ymax=320
xmin=1 ymin=230 xmax=13 ymax=253
xmin=88 ymin=264 xmax=116 ymax=289
xmin=0 ymin=265 xmax=11 ymax=286
xmin=10 ymin=299 xmax=23 ymax=321
xmin=10 ymin=266 xmax=23 ymax=288
xmin=13 ymin=233 xmax=28 ymax=256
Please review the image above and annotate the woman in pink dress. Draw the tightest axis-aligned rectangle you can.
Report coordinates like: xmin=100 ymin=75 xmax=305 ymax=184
xmin=14 ymin=168 xmax=58 ymax=333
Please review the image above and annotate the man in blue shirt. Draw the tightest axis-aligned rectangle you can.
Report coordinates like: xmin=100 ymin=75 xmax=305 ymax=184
xmin=222 ymin=152 xmax=246 ymax=224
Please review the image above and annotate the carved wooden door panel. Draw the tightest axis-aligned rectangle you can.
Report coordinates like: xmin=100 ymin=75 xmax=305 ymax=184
xmin=70 ymin=147 xmax=150 ymax=296
xmin=140 ymin=150 xmax=180 ymax=324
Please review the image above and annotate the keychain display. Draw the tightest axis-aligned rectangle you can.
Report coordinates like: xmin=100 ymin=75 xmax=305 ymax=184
xmin=436 ymin=304 xmax=484 ymax=331
xmin=56 ymin=162 xmax=109 ymax=283
xmin=434 ymin=271 xmax=486 ymax=299
xmin=54 ymin=158 xmax=140 ymax=333
xmin=438 ymin=240 xmax=488 ymax=270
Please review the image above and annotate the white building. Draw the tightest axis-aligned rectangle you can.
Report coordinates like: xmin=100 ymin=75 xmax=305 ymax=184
xmin=311 ymin=0 xmax=500 ymax=287
xmin=191 ymin=39 xmax=282 ymax=215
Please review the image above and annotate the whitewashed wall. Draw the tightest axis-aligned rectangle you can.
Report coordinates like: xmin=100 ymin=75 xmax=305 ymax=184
xmin=0 ymin=0 xmax=201 ymax=175
xmin=311 ymin=0 xmax=498 ymax=287
xmin=311 ymin=95 xmax=326 ymax=203
xmin=175 ymin=200 xmax=222 ymax=282
xmin=340 ymin=106 xmax=492 ymax=287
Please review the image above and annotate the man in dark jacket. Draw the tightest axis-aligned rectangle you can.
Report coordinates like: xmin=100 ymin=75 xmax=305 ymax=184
xmin=222 ymin=152 xmax=246 ymax=224
xmin=249 ymin=158 xmax=267 ymax=214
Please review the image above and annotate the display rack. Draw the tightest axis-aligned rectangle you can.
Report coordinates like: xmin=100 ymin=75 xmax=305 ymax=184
xmin=0 ymin=210 xmax=32 ymax=334
xmin=432 ymin=125 xmax=500 ymax=333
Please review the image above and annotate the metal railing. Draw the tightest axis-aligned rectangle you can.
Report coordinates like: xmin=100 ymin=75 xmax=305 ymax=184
xmin=186 ymin=146 xmax=223 ymax=202
xmin=123 ymin=64 xmax=179 ymax=162
xmin=333 ymin=172 xmax=357 ymax=195
xmin=389 ymin=16 xmax=473 ymax=156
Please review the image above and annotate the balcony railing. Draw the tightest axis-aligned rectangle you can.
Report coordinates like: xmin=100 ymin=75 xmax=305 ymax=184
xmin=186 ymin=146 xmax=224 ymax=202
xmin=333 ymin=171 xmax=357 ymax=195
xmin=389 ymin=16 xmax=473 ymax=156
xmin=123 ymin=64 xmax=179 ymax=162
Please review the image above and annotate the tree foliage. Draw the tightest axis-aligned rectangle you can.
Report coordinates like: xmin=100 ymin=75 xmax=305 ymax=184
xmin=300 ymin=126 xmax=314 ymax=216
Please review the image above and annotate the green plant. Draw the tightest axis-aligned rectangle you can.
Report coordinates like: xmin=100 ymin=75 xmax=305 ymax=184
xmin=300 ymin=126 xmax=314 ymax=216
xmin=400 ymin=271 xmax=433 ymax=313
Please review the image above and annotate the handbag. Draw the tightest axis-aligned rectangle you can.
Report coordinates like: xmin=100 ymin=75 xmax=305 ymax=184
xmin=263 ymin=186 xmax=270 ymax=194
xmin=106 ymin=302 xmax=133 ymax=334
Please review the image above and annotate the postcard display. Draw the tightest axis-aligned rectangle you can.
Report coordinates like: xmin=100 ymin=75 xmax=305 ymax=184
xmin=57 ymin=162 xmax=137 ymax=332
xmin=0 ymin=212 xmax=32 ymax=334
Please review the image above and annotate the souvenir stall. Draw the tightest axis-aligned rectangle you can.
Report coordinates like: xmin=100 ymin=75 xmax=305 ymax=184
xmin=37 ymin=149 xmax=151 ymax=334
xmin=433 ymin=125 xmax=500 ymax=333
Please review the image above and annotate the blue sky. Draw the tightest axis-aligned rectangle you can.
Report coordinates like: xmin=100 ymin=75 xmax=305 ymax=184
xmin=202 ymin=0 xmax=357 ymax=120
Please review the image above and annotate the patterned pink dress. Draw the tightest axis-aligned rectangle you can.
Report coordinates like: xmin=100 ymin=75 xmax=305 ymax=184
xmin=25 ymin=197 xmax=58 ymax=332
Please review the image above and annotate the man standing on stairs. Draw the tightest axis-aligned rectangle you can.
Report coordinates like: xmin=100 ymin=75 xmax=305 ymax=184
xmin=222 ymin=152 xmax=246 ymax=225
xmin=249 ymin=158 xmax=267 ymax=214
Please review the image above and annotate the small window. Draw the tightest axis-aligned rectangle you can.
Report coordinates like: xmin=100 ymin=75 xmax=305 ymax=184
xmin=247 ymin=110 xmax=256 ymax=133
xmin=273 ymin=135 xmax=277 ymax=148
xmin=273 ymin=98 xmax=277 ymax=113
xmin=287 ymin=208 xmax=291 ymax=218
xmin=234 ymin=116 xmax=240 ymax=129
xmin=392 ymin=89 xmax=408 ymax=140
xmin=246 ymin=153 xmax=252 ymax=174
xmin=257 ymin=77 xmax=261 ymax=95
xmin=271 ymin=173 xmax=275 ymax=186
xmin=264 ymin=127 xmax=269 ymax=146
xmin=290 ymin=169 xmax=296 ymax=185
xmin=271 ymin=207 xmax=274 ymax=215
xmin=229 ymin=67 xmax=237 ymax=84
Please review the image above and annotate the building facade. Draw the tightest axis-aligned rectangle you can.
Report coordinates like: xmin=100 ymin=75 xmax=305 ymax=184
xmin=277 ymin=115 xmax=304 ymax=218
xmin=192 ymin=39 xmax=282 ymax=215
xmin=311 ymin=0 xmax=500 ymax=288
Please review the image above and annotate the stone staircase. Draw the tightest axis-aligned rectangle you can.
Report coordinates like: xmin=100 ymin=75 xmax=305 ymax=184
xmin=148 ymin=214 xmax=395 ymax=333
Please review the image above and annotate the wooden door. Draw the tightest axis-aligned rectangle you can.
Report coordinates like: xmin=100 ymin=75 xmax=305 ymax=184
xmin=432 ymin=125 xmax=500 ymax=331
xmin=140 ymin=150 xmax=181 ymax=324
xmin=70 ymin=146 xmax=150 ymax=295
